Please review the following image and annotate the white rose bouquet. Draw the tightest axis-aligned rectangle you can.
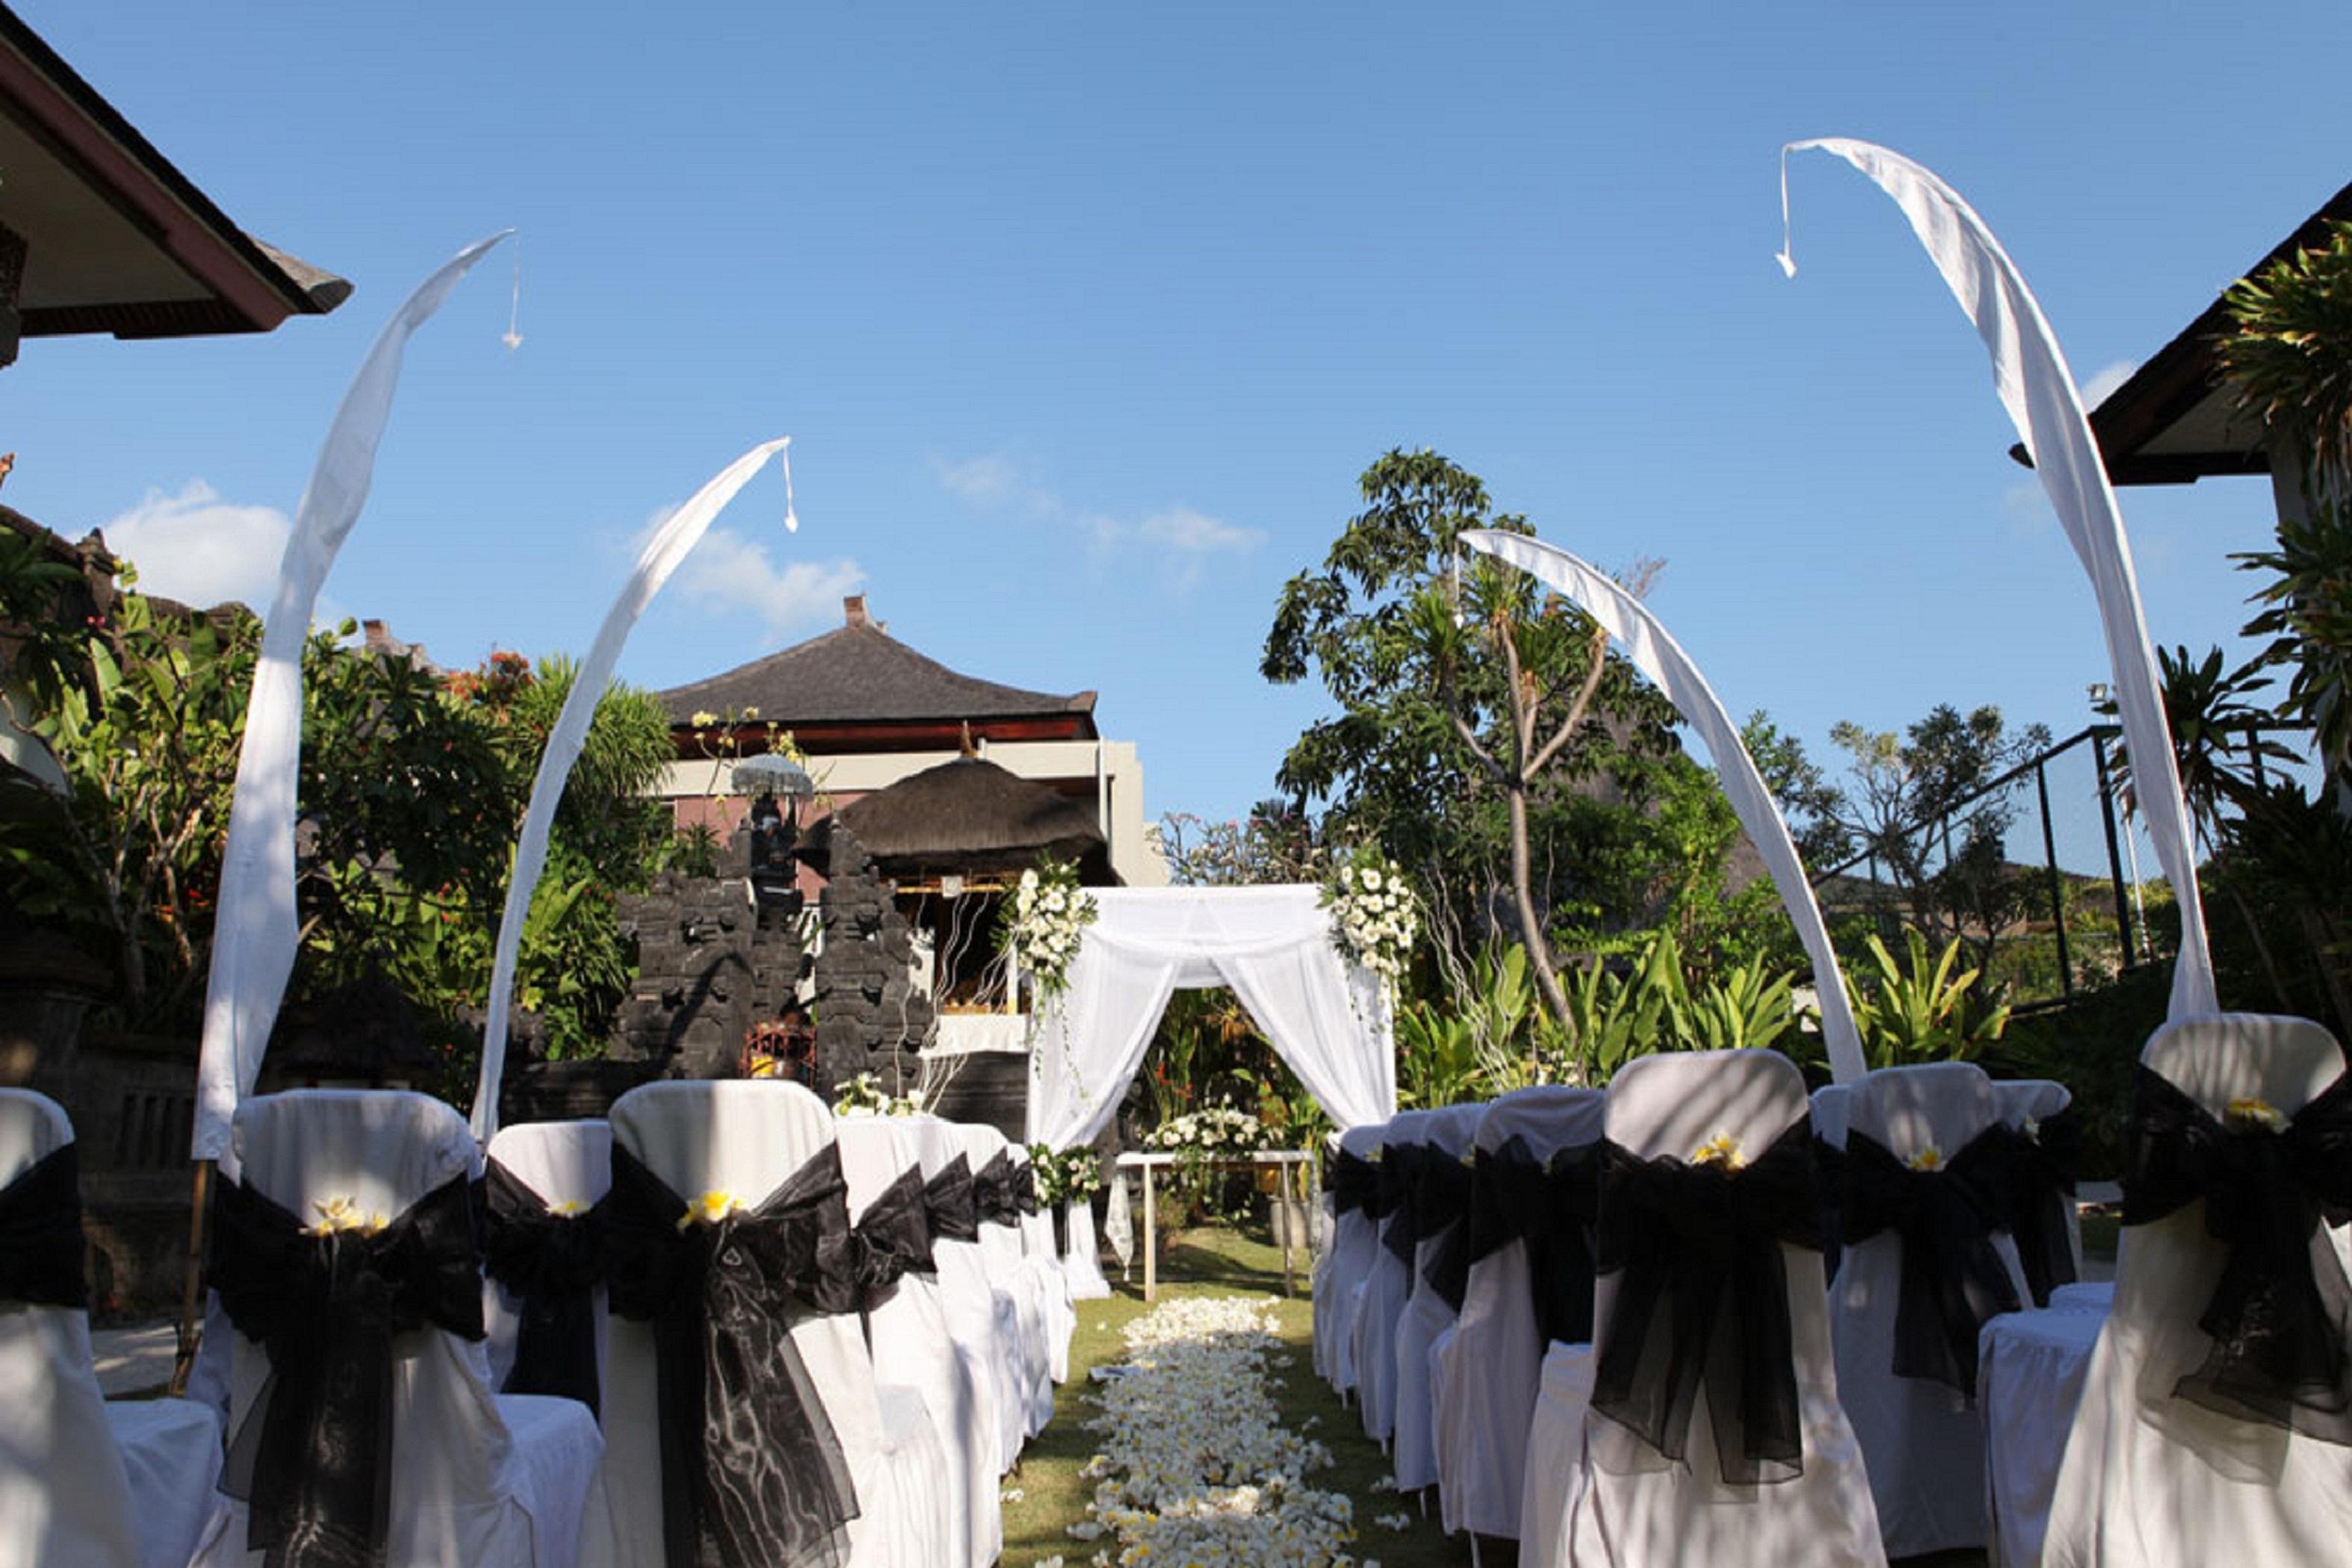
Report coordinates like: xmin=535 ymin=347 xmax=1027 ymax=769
xmin=1320 ymin=844 xmax=1419 ymax=987
xmin=995 ymin=853 xmax=1098 ymax=998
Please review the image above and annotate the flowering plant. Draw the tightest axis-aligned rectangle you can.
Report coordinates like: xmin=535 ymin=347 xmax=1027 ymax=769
xmin=995 ymin=854 xmax=1098 ymax=998
xmin=833 ymin=1071 xmax=921 ymax=1117
xmin=1027 ymin=1143 xmax=1104 ymax=1205
xmin=1322 ymin=844 xmax=1419 ymax=987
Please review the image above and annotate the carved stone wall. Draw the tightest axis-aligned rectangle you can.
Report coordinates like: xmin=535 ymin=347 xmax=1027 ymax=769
xmin=615 ymin=859 xmax=807 ymax=1081
xmin=812 ymin=823 xmax=933 ymax=1098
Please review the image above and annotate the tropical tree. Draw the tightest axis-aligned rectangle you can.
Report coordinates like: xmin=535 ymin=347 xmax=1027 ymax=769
xmin=1263 ymin=448 xmax=1676 ymax=1030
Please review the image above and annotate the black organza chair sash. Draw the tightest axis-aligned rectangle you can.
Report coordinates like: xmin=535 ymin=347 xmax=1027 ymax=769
xmin=1378 ymin=1144 xmax=1428 ymax=1266
xmin=924 ymin=1155 xmax=980 ymax=1242
xmin=2122 ymin=1066 xmax=2352 ymax=1445
xmin=1811 ymin=1133 xmax=1847 ymax=1286
xmin=209 ymin=1168 xmax=485 ymax=1568
xmin=1011 ymin=1162 xmax=1041 ymax=1217
xmin=1590 ymin=1118 xmax=1820 ymax=1485
xmin=972 ymin=1151 xmax=1023 ymax=1228
xmin=850 ymin=1164 xmax=936 ymax=1311
xmin=604 ymin=1141 xmax=862 ymax=1568
xmin=1329 ymin=1148 xmax=1379 ymax=1218
xmin=1841 ymin=1123 xmax=2022 ymax=1397
xmin=480 ymin=1159 xmax=606 ymax=1415
xmin=0 ymin=1142 xmax=87 ymax=1310
xmin=1439 ymin=1136 xmax=1599 ymax=1341
xmin=1988 ymin=1104 xmax=2082 ymax=1307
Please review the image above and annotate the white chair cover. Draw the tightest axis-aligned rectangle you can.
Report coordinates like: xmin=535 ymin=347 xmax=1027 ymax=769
xmin=196 ymin=1089 xmax=602 ymax=1568
xmin=1012 ymin=1147 xmax=1076 ymax=1385
xmin=589 ymin=1081 xmax=953 ymax=1568
xmin=834 ymin=1116 xmax=999 ymax=1568
xmin=482 ymin=1119 xmax=613 ymax=1404
xmin=2041 ymin=1015 xmax=2352 ymax=1567
xmin=1434 ymin=1085 xmax=1607 ymax=1541
xmin=897 ymin=1116 xmax=1026 ymax=1481
xmin=1313 ymin=1121 xmax=1387 ymax=1394
xmin=1062 ymin=1195 xmax=1113 ymax=1300
xmin=0 ymin=1088 xmax=223 ymax=1568
xmin=1979 ymin=1298 xmax=2104 ymax=1567
xmin=1350 ymin=1109 xmax=1436 ymax=1443
xmin=1829 ymin=1062 xmax=2027 ymax=1558
xmin=1524 ymin=1050 xmax=1886 ymax=1568
xmin=956 ymin=1123 xmax=1054 ymax=1437
xmin=1390 ymin=1101 xmax=1487 ymax=1493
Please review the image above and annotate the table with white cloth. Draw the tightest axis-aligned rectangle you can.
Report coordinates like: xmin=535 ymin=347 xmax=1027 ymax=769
xmin=1114 ymin=1149 xmax=1319 ymax=1301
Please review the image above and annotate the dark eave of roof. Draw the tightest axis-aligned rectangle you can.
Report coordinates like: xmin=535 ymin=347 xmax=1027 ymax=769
xmin=659 ymin=620 xmax=1099 ymax=737
xmin=0 ymin=3 xmax=350 ymax=339
xmin=2010 ymin=178 xmax=2352 ymax=487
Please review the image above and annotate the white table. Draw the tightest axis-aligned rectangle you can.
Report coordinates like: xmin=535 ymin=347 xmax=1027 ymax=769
xmin=1114 ymin=1148 xmax=1321 ymax=1301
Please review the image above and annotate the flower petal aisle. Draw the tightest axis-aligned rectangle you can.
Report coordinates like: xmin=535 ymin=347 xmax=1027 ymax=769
xmin=1073 ymin=1295 xmax=1360 ymax=1567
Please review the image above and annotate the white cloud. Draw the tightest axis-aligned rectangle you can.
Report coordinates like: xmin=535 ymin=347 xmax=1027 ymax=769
xmin=670 ymin=525 xmax=865 ymax=639
xmin=2079 ymin=358 xmax=2138 ymax=408
xmin=934 ymin=454 xmax=1261 ymax=589
xmin=100 ymin=480 xmax=290 ymax=609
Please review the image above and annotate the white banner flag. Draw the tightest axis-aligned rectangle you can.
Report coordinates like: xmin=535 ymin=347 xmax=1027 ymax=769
xmin=470 ymin=438 xmax=793 ymax=1139
xmin=1779 ymin=138 xmax=2215 ymax=1021
xmin=193 ymin=232 xmax=512 ymax=1161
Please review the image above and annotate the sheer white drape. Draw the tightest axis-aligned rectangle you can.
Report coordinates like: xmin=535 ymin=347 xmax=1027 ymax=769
xmin=1024 ymin=887 xmax=1395 ymax=1148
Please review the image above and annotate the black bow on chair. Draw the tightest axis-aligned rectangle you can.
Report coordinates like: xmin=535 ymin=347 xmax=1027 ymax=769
xmin=971 ymin=1151 xmax=1024 ymax=1228
xmin=0 ymin=1142 xmax=87 ymax=1310
xmin=208 ymin=1169 xmax=485 ymax=1568
xmin=1590 ymin=1119 xmax=1820 ymax=1485
xmin=1416 ymin=1146 xmax=1480 ymax=1313
xmin=924 ymin=1154 xmax=980 ymax=1243
xmin=1440 ymin=1136 xmax=1599 ymax=1341
xmin=850 ymin=1164 xmax=936 ymax=1311
xmin=2124 ymin=1067 xmax=2352 ymax=1445
xmin=479 ymin=1160 xmax=606 ymax=1415
xmin=1811 ymin=1131 xmax=1847 ymax=1286
xmin=1985 ymin=1104 xmax=2082 ymax=1308
xmin=1377 ymin=1143 xmax=1428 ymax=1266
xmin=1329 ymin=1148 xmax=1379 ymax=1219
xmin=1841 ymin=1124 xmax=2022 ymax=1397
xmin=604 ymin=1142 xmax=863 ymax=1568
xmin=1012 ymin=1160 xmax=1041 ymax=1217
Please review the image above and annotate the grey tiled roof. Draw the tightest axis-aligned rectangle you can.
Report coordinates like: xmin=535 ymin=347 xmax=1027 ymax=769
xmin=658 ymin=620 xmax=1096 ymax=731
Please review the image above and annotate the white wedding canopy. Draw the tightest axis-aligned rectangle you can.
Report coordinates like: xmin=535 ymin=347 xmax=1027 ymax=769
xmin=1024 ymin=886 xmax=1396 ymax=1149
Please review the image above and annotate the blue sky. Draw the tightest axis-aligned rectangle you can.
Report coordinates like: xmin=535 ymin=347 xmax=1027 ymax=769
xmin=9 ymin=1 xmax=2349 ymax=839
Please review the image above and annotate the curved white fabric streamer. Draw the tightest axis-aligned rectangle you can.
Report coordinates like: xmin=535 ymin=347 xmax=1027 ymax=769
xmin=470 ymin=438 xmax=792 ymax=1140
xmin=1778 ymin=138 xmax=2215 ymax=1020
xmin=1461 ymin=529 xmax=1869 ymax=1084
xmin=192 ymin=231 xmax=513 ymax=1161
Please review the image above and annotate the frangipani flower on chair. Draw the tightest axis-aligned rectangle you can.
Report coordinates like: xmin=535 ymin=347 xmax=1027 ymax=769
xmin=1691 ymin=1132 xmax=1745 ymax=1171
xmin=676 ymin=1189 xmax=742 ymax=1231
xmin=305 ymin=1195 xmax=388 ymax=1236
xmin=2226 ymin=1096 xmax=2289 ymax=1134
xmin=1906 ymin=1145 xmax=1945 ymax=1172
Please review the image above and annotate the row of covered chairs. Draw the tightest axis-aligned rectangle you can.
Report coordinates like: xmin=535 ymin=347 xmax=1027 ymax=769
xmin=0 ymin=1078 xmax=1080 ymax=1568
xmin=1316 ymin=1051 xmax=2054 ymax=1564
xmin=1317 ymin=1015 xmax=2352 ymax=1567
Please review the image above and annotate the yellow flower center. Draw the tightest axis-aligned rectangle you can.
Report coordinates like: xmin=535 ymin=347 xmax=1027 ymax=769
xmin=1907 ymin=1145 xmax=1945 ymax=1172
xmin=550 ymin=1198 xmax=590 ymax=1218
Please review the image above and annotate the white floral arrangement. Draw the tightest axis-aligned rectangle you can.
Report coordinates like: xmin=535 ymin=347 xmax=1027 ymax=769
xmin=1146 ymin=1104 xmax=1265 ymax=1159
xmin=1322 ymin=846 xmax=1419 ymax=987
xmin=833 ymin=1071 xmax=921 ymax=1118
xmin=1029 ymin=1143 xmax=1105 ymax=1205
xmin=1071 ymin=1295 xmax=1354 ymax=1566
xmin=996 ymin=855 xmax=1098 ymax=998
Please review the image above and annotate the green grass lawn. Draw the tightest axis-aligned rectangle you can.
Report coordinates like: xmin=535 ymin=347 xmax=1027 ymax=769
xmin=999 ymin=1223 xmax=1985 ymax=1567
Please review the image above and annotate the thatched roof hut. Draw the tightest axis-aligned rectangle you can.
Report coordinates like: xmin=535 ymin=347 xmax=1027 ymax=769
xmin=831 ymin=756 xmax=1113 ymax=883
